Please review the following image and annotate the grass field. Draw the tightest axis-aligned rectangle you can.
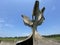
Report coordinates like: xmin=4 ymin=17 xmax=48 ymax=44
xmin=0 ymin=35 xmax=60 ymax=41
xmin=43 ymin=34 xmax=60 ymax=40
xmin=43 ymin=34 xmax=60 ymax=43
xmin=0 ymin=37 xmax=27 ymax=41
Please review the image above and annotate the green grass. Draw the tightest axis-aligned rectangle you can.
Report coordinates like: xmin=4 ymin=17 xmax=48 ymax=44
xmin=43 ymin=34 xmax=60 ymax=42
xmin=46 ymin=37 xmax=60 ymax=41
xmin=0 ymin=37 xmax=27 ymax=41
xmin=0 ymin=35 xmax=60 ymax=41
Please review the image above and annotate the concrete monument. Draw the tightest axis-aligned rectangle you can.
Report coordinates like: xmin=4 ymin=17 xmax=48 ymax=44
xmin=16 ymin=0 xmax=60 ymax=45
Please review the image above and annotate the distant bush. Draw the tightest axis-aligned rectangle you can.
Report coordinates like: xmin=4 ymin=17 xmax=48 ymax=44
xmin=43 ymin=34 xmax=60 ymax=38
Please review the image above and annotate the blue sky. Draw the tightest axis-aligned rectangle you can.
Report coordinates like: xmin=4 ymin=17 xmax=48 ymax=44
xmin=0 ymin=0 xmax=60 ymax=37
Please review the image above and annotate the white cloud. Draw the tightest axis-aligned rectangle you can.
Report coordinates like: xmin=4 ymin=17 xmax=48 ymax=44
xmin=0 ymin=20 xmax=5 ymax=23
xmin=0 ymin=18 xmax=5 ymax=30
xmin=0 ymin=18 xmax=14 ymax=29
xmin=0 ymin=24 xmax=4 ymax=30
xmin=0 ymin=24 xmax=2 ymax=28
xmin=0 ymin=23 xmax=14 ymax=30
xmin=0 ymin=18 xmax=5 ymax=23
xmin=5 ymin=24 xmax=14 ymax=28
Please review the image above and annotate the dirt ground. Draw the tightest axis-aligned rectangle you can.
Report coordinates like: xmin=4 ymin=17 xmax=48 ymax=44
xmin=0 ymin=41 xmax=16 ymax=45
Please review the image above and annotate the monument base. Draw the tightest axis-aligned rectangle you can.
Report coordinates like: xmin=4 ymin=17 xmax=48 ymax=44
xmin=16 ymin=31 xmax=60 ymax=45
xmin=16 ymin=33 xmax=33 ymax=45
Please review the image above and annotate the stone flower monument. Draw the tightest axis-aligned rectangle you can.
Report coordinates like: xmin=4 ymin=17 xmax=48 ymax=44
xmin=16 ymin=0 xmax=60 ymax=45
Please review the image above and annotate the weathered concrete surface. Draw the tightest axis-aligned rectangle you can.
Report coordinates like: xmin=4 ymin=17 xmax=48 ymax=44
xmin=34 ymin=31 xmax=60 ymax=45
xmin=0 ymin=41 xmax=16 ymax=45
xmin=16 ymin=33 xmax=33 ymax=45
